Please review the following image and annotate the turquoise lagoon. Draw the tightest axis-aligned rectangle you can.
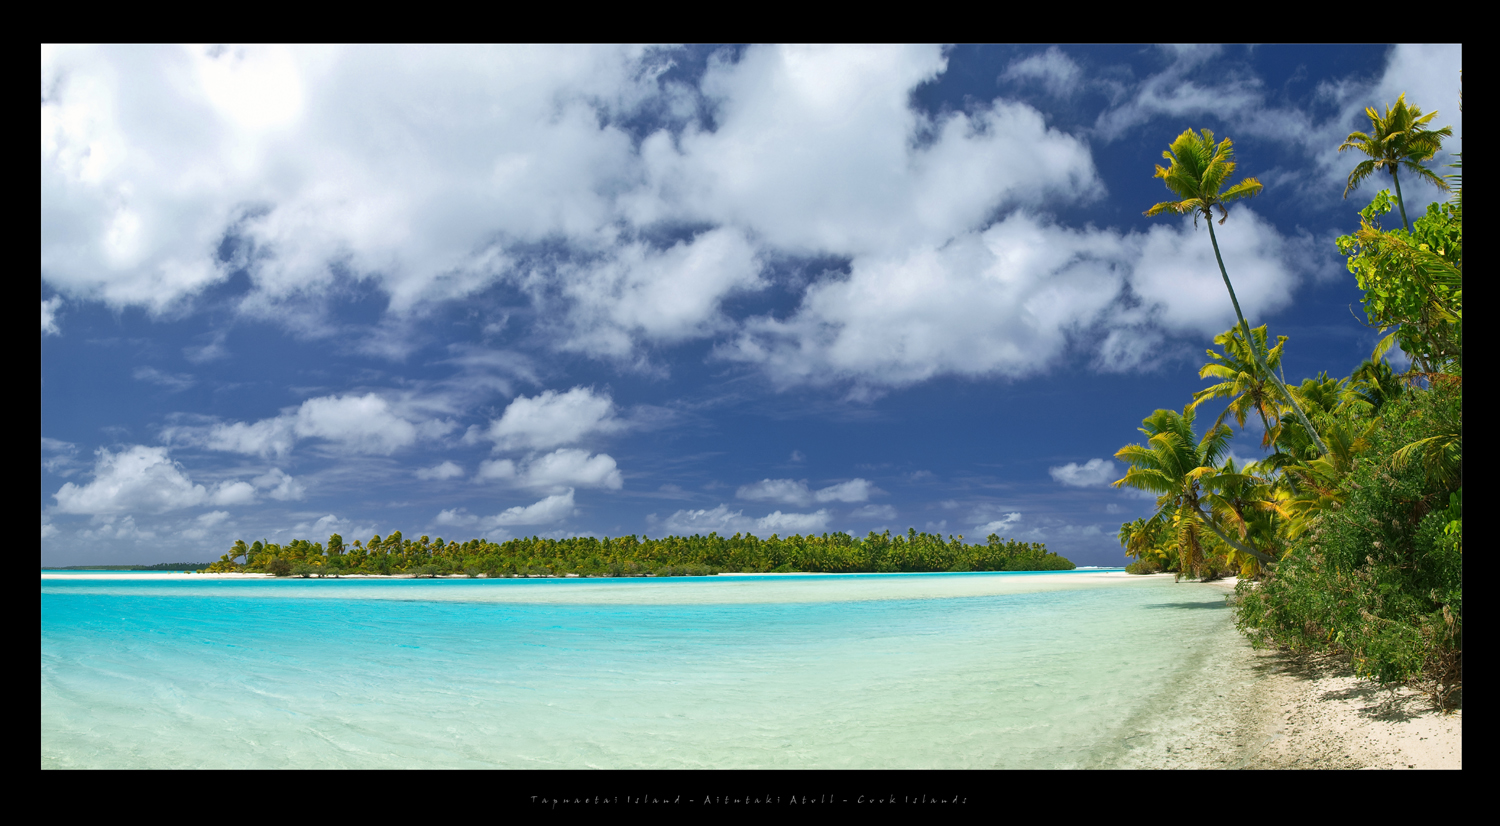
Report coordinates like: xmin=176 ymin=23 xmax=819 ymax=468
xmin=41 ymin=570 xmax=1241 ymax=768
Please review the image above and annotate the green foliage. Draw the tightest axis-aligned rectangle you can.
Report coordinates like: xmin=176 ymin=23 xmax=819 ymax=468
xmin=266 ymin=558 xmax=292 ymax=577
xmin=217 ymin=529 xmax=1074 ymax=578
xmin=1233 ymin=382 xmax=1462 ymax=705
xmin=1337 ymin=192 xmax=1462 ymax=374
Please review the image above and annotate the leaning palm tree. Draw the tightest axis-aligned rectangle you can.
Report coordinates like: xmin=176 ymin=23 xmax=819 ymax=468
xmin=1339 ymin=93 xmax=1452 ymax=232
xmin=1113 ymin=405 xmax=1277 ymax=575
xmin=1146 ymin=128 xmax=1329 ymax=456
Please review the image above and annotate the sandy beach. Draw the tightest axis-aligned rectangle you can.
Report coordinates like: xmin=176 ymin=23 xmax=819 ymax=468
xmin=1111 ymin=575 xmax=1461 ymax=770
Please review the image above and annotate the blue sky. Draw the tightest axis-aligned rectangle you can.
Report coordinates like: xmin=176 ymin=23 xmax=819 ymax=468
xmin=41 ymin=44 xmax=1463 ymax=566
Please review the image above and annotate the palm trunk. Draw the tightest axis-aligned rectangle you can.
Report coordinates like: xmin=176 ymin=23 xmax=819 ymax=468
xmin=1206 ymin=221 xmax=1330 ymax=456
xmin=1194 ymin=505 xmax=1276 ymax=565
xmin=1391 ymin=166 xmax=1411 ymax=232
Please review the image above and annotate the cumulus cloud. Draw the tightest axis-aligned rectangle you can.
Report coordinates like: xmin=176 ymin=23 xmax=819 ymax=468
xmin=182 ymin=392 xmax=436 ymax=458
xmin=484 ymin=489 xmax=577 ymax=526
xmin=52 ymin=445 xmax=254 ymax=515
xmin=1048 ymin=458 xmax=1118 ymax=487
xmin=736 ymin=477 xmax=876 ymax=507
xmin=485 ymin=387 xmax=620 ymax=451
xmin=726 ymin=206 xmax=1301 ymax=389
xmin=415 ymin=460 xmax=465 ymax=480
xmin=557 ymin=228 xmax=764 ymax=359
xmin=253 ymin=467 xmax=307 ymax=500
xmin=658 ymin=504 xmax=831 ymax=537
xmin=475 ymin=449 xmax=621 ymax=492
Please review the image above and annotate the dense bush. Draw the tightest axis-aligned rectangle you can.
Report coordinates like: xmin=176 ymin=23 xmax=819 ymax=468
xmin=1234 ymin=381 xmax=1462 ymax=705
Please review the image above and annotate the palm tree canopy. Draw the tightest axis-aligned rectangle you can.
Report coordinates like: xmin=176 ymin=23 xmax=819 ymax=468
xmin=1145 ymin=128 xmax=1263 ymax=225
xmin=1192 ymin=324 xmax=1288 ymax=446
xmin=1339 ymin=93 xmax=1453 ymax=200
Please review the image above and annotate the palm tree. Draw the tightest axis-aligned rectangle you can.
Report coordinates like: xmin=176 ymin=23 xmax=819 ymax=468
xmin=1339 ymin=93 xmax=1452 ymax=232
xmin=1146 ymin=128 xmax=1329 ymax=456
xmin=1192 ymin=323 xmax=1287 ymax=449
xmin=1113 ymin=405 xmax=1277 ymax=575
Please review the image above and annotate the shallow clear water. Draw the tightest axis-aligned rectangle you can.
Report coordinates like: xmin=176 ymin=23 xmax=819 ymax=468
xmin=41 ymin=571 xmax=1238 ymax=768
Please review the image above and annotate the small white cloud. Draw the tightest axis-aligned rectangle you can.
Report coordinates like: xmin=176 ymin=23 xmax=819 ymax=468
xmin=737 ymin=478 xmax=812 ymax=506
xmin=42 ymin=297 xmax=63 ymax=335
xmin=1049 ymin=458 xmax=1118 ymax=487
xmin=475 ymin=458 xmax=518 ymax=482
xmin=196 ymin=510 xmax=231 ymax=526
xmin=813 ymin=478 xmax=876 ymax=503
xmin=736 ymin=477 xmax=876 ymax=507
xmin=435 ymin=508 xmax=479 ymax=527
xmin=132 ymin=366 xmax=195 ymax=392
xmin=521 ymin=448 xmax=622 ymax=492
xmin=1000 ymin=46 xmax=1083 ymax=98
xmin=851 ymin=504 xmax=897 ymax=520
xmin=253 ymin=467 xmax=306 ymax=500
xmin=209 ymin=480 xmax=258 ymax=505
xmin=416 ymin=460 xmax=465 ymax=480
xmin=483 ymin=489 xmax=577 ymax=526
xmin=486 ymin=387 xmax=620 ymax=451
xmin=790 ymin=450 xmax=805 ymax=462
xmin=975 ymin=512 xmax=1021 ymax=535
xmin=659 ymin=503 xmax=831 ymax=537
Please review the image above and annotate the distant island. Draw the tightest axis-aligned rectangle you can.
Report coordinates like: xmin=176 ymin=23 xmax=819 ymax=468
xmin=45 ymin=562 xmax=215 ymax=571
xmin=191 ymin=529 xmax=1074 ymax=578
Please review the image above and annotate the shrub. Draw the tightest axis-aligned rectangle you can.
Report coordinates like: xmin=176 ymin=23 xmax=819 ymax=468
xmin=266 ymin=558 xmax=293 ymax=577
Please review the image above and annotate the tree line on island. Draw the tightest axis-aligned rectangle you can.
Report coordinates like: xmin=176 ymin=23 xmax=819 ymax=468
xmin=1115 ymin=90 xmax=1461 ymax=707
xmin=202 ymin=529 xmax=1075 ymax=578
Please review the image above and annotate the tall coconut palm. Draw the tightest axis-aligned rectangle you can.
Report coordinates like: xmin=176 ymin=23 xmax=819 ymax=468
xmin=1113 ymin=405 xmax=1276 ymax=575
xmin=1146 ymin=128 xmax=1329 ymax=456
xmin=1339 ymin=93 xmax=1452 ymax=232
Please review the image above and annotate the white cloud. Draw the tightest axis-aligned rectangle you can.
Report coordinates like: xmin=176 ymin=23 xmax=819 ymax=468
xmin=813 ymin=478 xmax=876 ymax=503
xmin=475 ymin=450 xmax=622 ymax=492
xmin=975 ymin=512 xmax=1022 ymax=535
xmin=188 ymin=392 xmax=435 ymax=458
xmin=294 ymin=393 xmax=418 ymax=454
xmin=416 ymin=460 xmax=465 ymax=480
xmin=522 ymin=449 xmax=622 ymax=492
xmin=486 ymin=387 xmax=620 ymax=450
xmin=736 ymin=478 xmax=813 ymax=506
xmin=736 ymin=477 xmax=876 ymax=507
xmin=557 ymin=228 xmax=764 ymax=359
xmin=851 ymin=504 xmax=897 ymax=520
xmin=197 ymin=510 xmax=231 ymax=526
xmin=52 ymin=445 xmax=251 ymax=515
xmin=658 ymin=504 xmax=831 ymax=537
xmin=724 ymin=214 xmax=1128 ymax=390
xmin=209 ymin=480 xmax=258 ymax=505
xmin=1001 ymin=47 xmax=1083 ymax=98
xmin=475 ymin=459 xmax=518 ymax=482
xmin=1131 ymin=209 xmax=1296 ymax=339
xmin=42 ymin=297 xmax=63 ymax=335
xmin=202 ymin=416 xmax=298 ymax=459
xmin=483 ymin=489 xmax=577 ymax=527
xmin=132 ymin=366 xmax=195 ymax=391
xmin=253 ymin=467 xmax=307 ymax=500
xmin=1048 ymin=458 xmax=1119 ymax=487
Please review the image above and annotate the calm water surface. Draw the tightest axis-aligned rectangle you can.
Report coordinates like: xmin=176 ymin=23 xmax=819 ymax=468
xmin=41 ymin=571 xmax=1236 ymax=768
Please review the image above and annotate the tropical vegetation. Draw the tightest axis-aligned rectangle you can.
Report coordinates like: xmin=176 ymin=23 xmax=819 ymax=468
xmin=202 ymin=529 xmax=1074 ymax=578
xmin=1118 ymin=91 xmax=1461 ymax=707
